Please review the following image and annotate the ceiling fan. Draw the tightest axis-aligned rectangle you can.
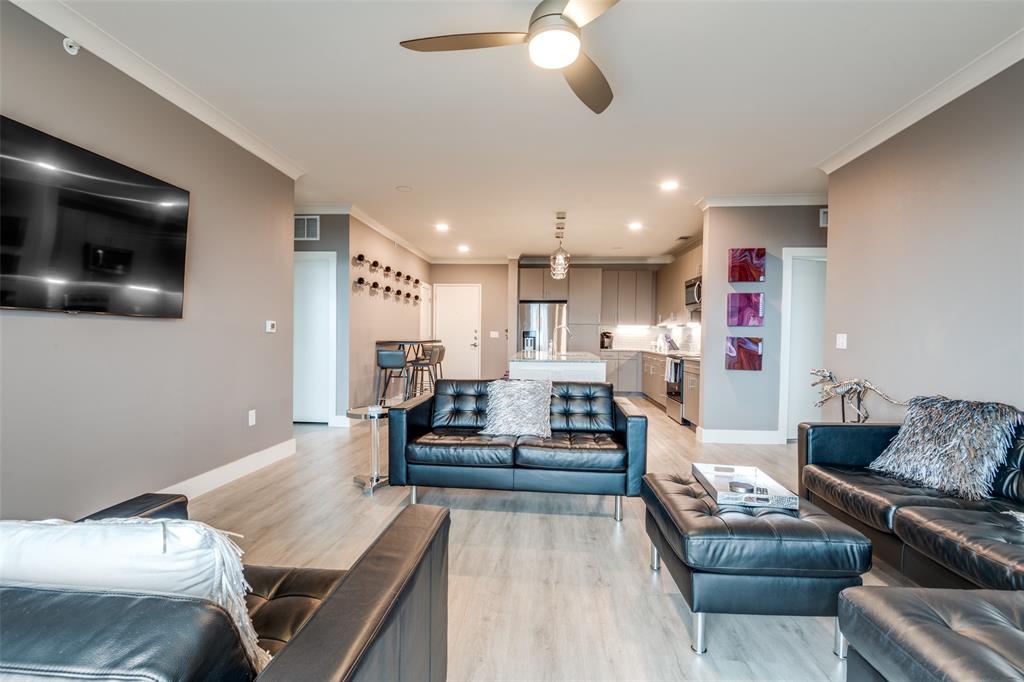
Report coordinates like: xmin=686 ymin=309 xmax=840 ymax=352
xmin=400 ymin=0 xmax=619 ymax=114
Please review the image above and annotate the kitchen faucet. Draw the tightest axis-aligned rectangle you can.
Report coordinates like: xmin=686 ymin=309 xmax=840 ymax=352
xmin=554 ymin=323 xmax=574 ymax=337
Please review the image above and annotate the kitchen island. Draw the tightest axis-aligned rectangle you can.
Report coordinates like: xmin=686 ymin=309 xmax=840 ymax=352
xmin=508 ymin=351 xmax=607 ymax=382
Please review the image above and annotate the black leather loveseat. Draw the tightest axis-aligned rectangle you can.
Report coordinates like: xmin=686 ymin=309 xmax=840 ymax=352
xmin=798 ymin=422 xmax=1024 ymax=590
xmin=389 ymin=379 xmax=647 ymax=519
xmin=0 ymin=493 xmax=450 ymax=682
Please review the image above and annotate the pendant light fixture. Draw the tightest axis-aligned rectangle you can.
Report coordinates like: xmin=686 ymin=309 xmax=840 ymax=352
xmin=550 ymin=212 xmax=570 ymax=280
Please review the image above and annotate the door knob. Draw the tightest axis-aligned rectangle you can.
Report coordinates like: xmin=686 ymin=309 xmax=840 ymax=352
xmin=470 ymin=343 xmax=479 ymax=347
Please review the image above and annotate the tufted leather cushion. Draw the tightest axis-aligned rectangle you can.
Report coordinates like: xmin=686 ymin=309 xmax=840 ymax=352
xmin=892 ymin=506 xmax=1024 ymax=590
xmin=641 ymin=473 xmax=871 ymax=577
xmin=407 ymin=428 xmax=516 ymax=467
xmin=245 ymin=565 xmax=347 ymax=656
xmin=802 ymin=464 xmax=1013 ymax=532
xmin=515 ymin=432 xmax=627 ymax=471
xmin=431 ymin=380 xmax=490 ymax=429
xmin=549 ymin=382 xmax=615 ymax=432
xmin=839 ymin=587 xmax=1024 ymax=682
xmin=993 ymin=426 xmax=1024 ymax=504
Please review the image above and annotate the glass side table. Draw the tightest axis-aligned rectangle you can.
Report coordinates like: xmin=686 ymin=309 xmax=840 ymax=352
xmin=347 ymin=405 xmax=389 ymax=493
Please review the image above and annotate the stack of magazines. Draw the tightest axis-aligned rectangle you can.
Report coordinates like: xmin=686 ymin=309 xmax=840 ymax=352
xmin=691 ymin=463 xmax=799 ymax=510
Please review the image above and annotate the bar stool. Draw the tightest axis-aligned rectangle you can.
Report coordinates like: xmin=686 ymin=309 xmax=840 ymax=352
xmin=435 ymin=345 xmax=445 ymax=379
xmin=375 ymin=348 xmax=410 ymax=406
xmin=410 ymin=344 xmax=443 ymax=396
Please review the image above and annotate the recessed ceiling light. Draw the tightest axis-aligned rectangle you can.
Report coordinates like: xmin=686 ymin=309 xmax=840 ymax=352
xmin=395 ymin=185 xmax=413 ymax=192
xmin=457 ymin=244 xmax=470 ymax=253
xmin=435 ymin=223 xmax=449 ymax=232
xmin=628 ymin=222 xmax=643 ymax=231
xmin=659 ymin=180 xmax=679 ymax=191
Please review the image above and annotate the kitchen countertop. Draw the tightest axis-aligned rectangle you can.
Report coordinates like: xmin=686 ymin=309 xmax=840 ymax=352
xmin=609 ymin=349 xmax=702 ymax=360
xmin=511 ymin=351 xmax=603 ymax=363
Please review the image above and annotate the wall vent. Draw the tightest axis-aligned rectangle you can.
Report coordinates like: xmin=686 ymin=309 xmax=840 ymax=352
xmin=294 ymin=215 xmax=320 ymax=241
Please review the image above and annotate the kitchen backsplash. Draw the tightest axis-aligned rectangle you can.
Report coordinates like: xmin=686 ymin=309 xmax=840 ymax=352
xmin=603 ymin=323 xmax=701 ymax=355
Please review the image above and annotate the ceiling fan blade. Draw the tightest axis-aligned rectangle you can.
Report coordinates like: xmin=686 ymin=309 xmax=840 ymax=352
xmin=563 ymin=52 xmax=613 ymax=114
xmin=400 ymin=32 xmax=528 ymax=52
xmin=561 ymin=0 xmax=620 ymax=27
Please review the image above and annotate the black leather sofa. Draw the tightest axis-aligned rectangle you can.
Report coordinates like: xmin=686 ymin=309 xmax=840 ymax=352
xmin=799 ymin=422 xmax=1024 ymax=590
xmin=0 ymin=493 xmax=450 ymax=682
xmin=389 ymin=379 xmax=647 ymax=519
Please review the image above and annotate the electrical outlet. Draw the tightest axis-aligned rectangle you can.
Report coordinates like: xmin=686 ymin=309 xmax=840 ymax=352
xmin=265 ymin=320 xmax=277 ymax=333
xmin=248 ymin=409 xmax=256 ymax=426
xmin=835 ymin=333 xmax=848 ymax=350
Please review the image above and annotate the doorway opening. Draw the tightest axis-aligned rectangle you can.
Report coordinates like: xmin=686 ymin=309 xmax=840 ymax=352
xmin=778 ymin=248 xmax=827 ymax=441
xmin=293 ymin=251 xmax=337 ymax=424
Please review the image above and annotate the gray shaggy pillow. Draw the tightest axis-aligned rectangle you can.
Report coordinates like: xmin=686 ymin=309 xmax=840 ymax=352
xmin=868 ymin=396 xmax=1023 ymax=500
xmin=480 ymin=379 xmax=552 ymax=438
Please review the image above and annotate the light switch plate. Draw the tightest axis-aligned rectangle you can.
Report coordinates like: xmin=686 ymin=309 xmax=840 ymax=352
xmin=489 ymin=330 xmax=499 ymax=338
xmin=835 ymin=333 xmax=848 ymax=350
xmin=248 ymin=409 xmax=256 ymax=426
xmin=265 ymin=320 xmax=277 ymax=333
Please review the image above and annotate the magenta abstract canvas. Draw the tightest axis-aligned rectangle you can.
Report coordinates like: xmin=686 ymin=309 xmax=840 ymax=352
xmin=727 ymin=293 xmax=764 ymax=326
xmin=728 ymin=248 xmax=766 ymax=282
xmin=725 ymin=336 xmax=763 ymax=371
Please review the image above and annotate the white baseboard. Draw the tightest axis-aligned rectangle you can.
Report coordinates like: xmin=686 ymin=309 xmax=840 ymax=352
xmin=328 ymin=416 xmax=354 ymax=428
xmin=160 ymin=438 xmax=296 ymax=499
xmin=696 ymin=427 xmax=787 ymax=445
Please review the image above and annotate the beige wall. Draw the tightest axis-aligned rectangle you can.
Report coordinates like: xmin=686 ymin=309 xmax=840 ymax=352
xmin=700 ymin=206 xmax=827 ymax=433
xmin=824 ymin=60 xmax=1024 ymax=421
xmin=347 ymin=217 xmax=431 ymax=407
xmin=0 ymin=3 xmax=295 ymax=519
xmin=431 ymin=264 xmax=510 ymax=379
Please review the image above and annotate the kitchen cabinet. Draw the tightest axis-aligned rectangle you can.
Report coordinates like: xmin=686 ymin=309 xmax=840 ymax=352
xmin=600 ymin=271 xmax=618 ymax=324
xmin=568 ymin=324 xmax=600 ymax=353
xmin=568 ymin=268 xmax=602 ymax=324
xmin=655 ymin=245 xmax=701 ymax=325
xmin=616 ymin=271 xmax=637 ymax=324
xmin=600 ymin=351 xmax=620 ymax=386
xmin=683 ymin=360 xmax=700 ymax=426
xmin=636 ymin=271 xmax=654 ymax=325
xmin=641 ymin=352 xmax=668 ymax=406
xmin=519 ymin=268 xmax=544 ymax=300
xmin=616 ymin=351 xmax=640 ymax=392
xmin=543 ymin=270 xmax=569 ymax=300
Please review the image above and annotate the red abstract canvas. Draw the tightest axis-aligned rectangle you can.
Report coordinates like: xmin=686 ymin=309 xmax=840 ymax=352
xmin=728 ymin=248 xmax=766 ymax=282
xmin=727 ymin=293 xmax=764 ymax=326
xmin=725 ymin=336 xmax=763 ymax=371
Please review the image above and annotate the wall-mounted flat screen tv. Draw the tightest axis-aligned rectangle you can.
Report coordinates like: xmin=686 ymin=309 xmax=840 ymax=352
xmin=1 ymin=116 xmax=189 ymax=318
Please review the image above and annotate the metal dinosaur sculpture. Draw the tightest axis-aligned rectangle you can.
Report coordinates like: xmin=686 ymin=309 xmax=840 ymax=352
xmin=810 ymin=368 xmax=908 ymax=423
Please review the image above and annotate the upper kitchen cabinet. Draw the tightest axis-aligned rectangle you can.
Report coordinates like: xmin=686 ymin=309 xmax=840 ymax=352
xmin=601 ymin=271 xmax=618 ymax=325
xmin=617 ymin=271 xmax=637 ymax=324
xmin=568 ymin=268 xmax=602 ymax=324
xmin=543 ymin=269 xmax=569 ymax=300
xmin=519 ymin=268 xmax=544 ymax=300
xmin=655 ymin=243 xmax=701 ymax=325
xmin=636 ymin=271 xmax=654 ymax=324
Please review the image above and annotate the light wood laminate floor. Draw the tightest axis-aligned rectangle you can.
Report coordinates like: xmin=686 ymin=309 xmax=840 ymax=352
xmin=192 ymin=398 xmax=904 ymax=682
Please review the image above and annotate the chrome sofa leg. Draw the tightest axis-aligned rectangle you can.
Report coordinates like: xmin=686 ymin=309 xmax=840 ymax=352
xmin=691 ymin=612 xmax=707 ymax=655
xmin=650 ymin=544 xmax=661 ymax=571
xmin=613 ymin=495 xmax=623 ymax=522
xmin=833 ymin=617 xmax=848 ymax=659
xmin=410 ymin=485 xmax=418 ymax=505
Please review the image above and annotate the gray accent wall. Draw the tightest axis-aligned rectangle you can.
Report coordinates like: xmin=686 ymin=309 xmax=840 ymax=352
xmin=0 ymin=3 xmax=295 ymax=519
xmin=823 ymin=60 xmax=1024 ymax=421
xmin=294 ymin=214 xmax=351 ymax=419
xmin=699 ymin=206 xmax=827 ymax=432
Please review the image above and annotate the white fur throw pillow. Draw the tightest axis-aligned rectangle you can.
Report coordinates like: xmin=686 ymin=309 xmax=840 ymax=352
xmin=0 ymin=517 xmax=270 ymax=672
xmin=480 ymin=379 xmax=553 ymax=437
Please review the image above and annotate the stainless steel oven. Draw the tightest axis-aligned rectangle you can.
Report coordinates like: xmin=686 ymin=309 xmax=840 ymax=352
xmin=684 ymin=276 xmax=702 ymax=311
xmin=665 ymin=357 xmax=684 ymax=424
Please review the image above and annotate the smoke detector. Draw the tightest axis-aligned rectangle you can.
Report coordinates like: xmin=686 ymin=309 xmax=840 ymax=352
xmin=62 ymin=37 xmax=80 ymax=56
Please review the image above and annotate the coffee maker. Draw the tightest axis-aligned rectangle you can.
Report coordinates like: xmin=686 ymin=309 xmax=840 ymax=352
xmin=600 ymin=331 xmax=614 ymax=350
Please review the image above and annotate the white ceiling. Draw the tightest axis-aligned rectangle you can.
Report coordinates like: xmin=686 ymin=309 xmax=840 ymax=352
xmin=55 ymin=0 xmax=1024 ymax=260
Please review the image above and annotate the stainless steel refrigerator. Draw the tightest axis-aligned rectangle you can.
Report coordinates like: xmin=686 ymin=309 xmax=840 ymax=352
xmin=518 ymin=302 xmax=568 ymax=353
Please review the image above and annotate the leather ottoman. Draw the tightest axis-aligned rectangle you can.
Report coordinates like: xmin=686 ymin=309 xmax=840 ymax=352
xmin=641 ymin=472 xmax=872 ymax=655
xmin=839 ymin=587 xmax=1024 ymax=681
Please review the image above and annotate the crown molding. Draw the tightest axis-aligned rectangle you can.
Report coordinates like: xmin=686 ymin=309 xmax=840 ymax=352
xmin=295 ymin=203 xmax=352 ymax=215
xmin=518 ymin=255 xmax=674 ymax=266
xmin=13 ymin=0 xmax=306 ymax=180
xmin=695 ymin=194 xmax=828 ymax=211
xmin=818 ymin=28 xmax=1024 ymax=175
xmin=346 ymin=205 xmax=433 ymax=263
xmin=432 ymin=258 xmax=511 ymax=265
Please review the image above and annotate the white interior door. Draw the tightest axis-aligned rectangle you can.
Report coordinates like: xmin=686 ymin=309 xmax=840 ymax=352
xmin=433 ymin=283 xmax=481 ymax=379
xmin=779 ymin=249 xmax=827 ymax=440
xmin=419 ymin=282 xmax=433 ymax=340
xmin=293 ymin=252 xmax=336 ymax=422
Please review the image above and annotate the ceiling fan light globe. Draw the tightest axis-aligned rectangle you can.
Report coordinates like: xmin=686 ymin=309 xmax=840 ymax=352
xmin=528 ymin=28 xmax=581 ymax=70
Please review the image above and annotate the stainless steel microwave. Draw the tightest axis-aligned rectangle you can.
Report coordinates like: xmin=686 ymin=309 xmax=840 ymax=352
xmin=684 ymin=276 xmax=702 ymax=311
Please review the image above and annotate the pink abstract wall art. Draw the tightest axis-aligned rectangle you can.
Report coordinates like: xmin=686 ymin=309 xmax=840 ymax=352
xmin=725 ymin=336 xmax=763 ymax=371
xmin=728 ymin=248 xmax=766 ymax=282
xmin=727 ymin=293 xmax=765 ymax=326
